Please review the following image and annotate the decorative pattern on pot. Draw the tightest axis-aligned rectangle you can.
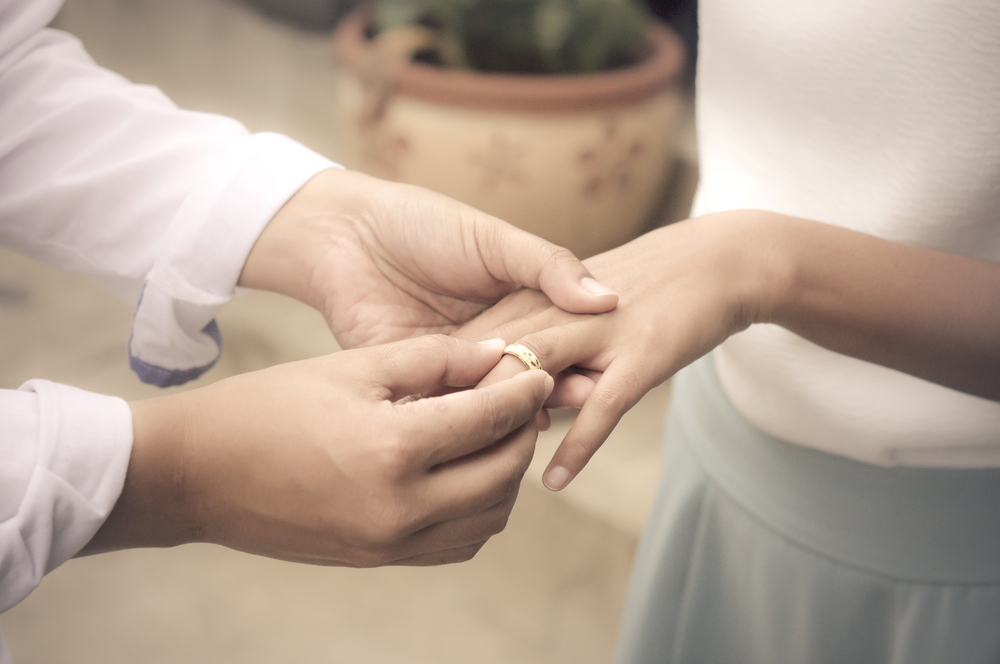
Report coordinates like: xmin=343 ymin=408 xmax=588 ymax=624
xmin=332 ymin=8 xmax=686 ymax=258
xmin=470 ymin=132 xmax=529 ymax=193
xmin=579 ymin=115 xmax=647 ymax=200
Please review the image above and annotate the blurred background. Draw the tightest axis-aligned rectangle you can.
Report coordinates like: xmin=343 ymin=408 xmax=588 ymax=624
xmin=0 ymin=0 xmax=697 ymax=661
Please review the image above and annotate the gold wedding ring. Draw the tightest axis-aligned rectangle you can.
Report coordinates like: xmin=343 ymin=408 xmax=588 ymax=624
xmin=502 ymin=344 xmax=544 ymax=372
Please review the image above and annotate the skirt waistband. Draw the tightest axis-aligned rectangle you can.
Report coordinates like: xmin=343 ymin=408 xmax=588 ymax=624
xmin=672 ymin=355 xmax=1000 ymax=584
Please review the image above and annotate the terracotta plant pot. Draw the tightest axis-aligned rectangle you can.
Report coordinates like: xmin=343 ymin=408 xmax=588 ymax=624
xmin=331 ymin=7 xmax=687 ymax=257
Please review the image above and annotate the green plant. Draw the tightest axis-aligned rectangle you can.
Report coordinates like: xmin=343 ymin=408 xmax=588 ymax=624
xmin=372 ymin=0 xmax=650 ymax=75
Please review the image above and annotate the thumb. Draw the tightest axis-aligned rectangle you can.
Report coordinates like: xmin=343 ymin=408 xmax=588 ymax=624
xmin=364 ymin=335 xmax=507 ymax=401
xmin=483 ymin=224 xmax=619 ymax=315
xmin=403 ymin=368 xmax=554 ymax=468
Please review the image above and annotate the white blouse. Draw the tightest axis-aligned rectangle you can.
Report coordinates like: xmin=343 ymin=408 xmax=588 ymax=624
xmin=0 ymin=0 xmax=335 ymax=634
xmin=693 ymin=0 xmax=1000 ymax=466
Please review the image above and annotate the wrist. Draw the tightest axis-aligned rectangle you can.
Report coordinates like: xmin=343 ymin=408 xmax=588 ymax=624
xmin=238 ymin=168 xmax=350 ymax=307
xmin=81 ymin=395 xmax=199 ymax=554
xmin=730 ymin=210 xmax=802 ymax=328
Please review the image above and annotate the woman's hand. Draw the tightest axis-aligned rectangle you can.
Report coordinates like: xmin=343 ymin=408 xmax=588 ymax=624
xmin=460 ymin=209 xmax=1000 ymax=491
xmin=458 ymin=212 xmax=770 ymax=490
xmin=238 ymin=169 xmax=617 ymax=349
xmin=80 ymin=336 xmax=554 ymax=567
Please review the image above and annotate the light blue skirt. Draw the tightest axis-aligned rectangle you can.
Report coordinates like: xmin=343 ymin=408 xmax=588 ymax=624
xmin=616 ymin=355 xmax=1000 ymax=664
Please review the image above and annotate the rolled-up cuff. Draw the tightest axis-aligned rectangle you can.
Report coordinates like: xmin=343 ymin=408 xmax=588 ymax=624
xmin=1 ymin=381 xmax=132 ymax=612
xmin=128 ymin=132 xmax=338 ymax=386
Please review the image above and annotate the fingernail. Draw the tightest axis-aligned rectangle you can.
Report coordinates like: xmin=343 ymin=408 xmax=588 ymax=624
xmin=477 ymin=338 xmax=506 ymax=349
xmin=542 ymin=373 xmax=554 ymax=396
xmin=543 ymin=465 xmax=571 ymax=491
xmin=580 ymin=277 xmax=614 ymax=296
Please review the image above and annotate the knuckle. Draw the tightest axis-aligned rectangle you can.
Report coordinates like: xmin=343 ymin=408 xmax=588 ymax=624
xmin=340 ymin=527 xmax=407 ymax=568
xmin=589 ymin=384 xmax=630 ymax=416
xmin=358 ymin=498 xmax=416 ymax=546
xmin=590 ymin=368 xmax=642 ymax=416
xmin=377 ymin=433 xmax=416 ymax=476
xmin=425 ymin=333 xmax=457 ymax=350
xmin=519 ymin=320 xmax=579 ymax=371
xmin=516 ymin=334 xmax=555 ymax=371
xmin=360 ymin=343 xmax=403 ymax=386
xmin=458 ymin=544 xmax=484 ymax=563
xmin=515 ymin=334 xmax=546 ymax=359
xmin=411 ymin=333 xmax=453 ymax=361
xmin=480 ymin=390 xmax=524 ymax=441
xmin=559 ymin=434 xmax=592 ymax=462
xmin=473 ymin=508 xmax=510 ymax=541
xmin=450 ymin=542 xmax=487 ymax=564
xmin=630 ymin=318 xmax=659 ymax=344
xmin=635 ymin=322 xmax=665 ymax=356
xmin=542 ymin=243 xmax=580 ymax=268
xmin=492 ymin=494 xmax=519 ymax=534
xmin=490 ymin=512 xmax=512 ymax=537
xmin=506 ymin=435 xmax=536 ymax=478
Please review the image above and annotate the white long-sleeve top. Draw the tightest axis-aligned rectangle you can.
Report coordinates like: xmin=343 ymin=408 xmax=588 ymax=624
xmin=694 ymin=0 xmax=1000 ymax=466
xmin=0 ymin=0 xmax=336 ymax=647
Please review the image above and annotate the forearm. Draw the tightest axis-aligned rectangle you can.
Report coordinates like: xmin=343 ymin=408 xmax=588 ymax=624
xmin=760 ymin=212 xmax=1000 ymax=400
xmin=78 ymin=395 xmax=196 ymax=555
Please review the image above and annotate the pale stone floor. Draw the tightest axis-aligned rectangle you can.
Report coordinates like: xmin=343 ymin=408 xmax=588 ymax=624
xmin=0 ymin=1 xmax=694 ymax=661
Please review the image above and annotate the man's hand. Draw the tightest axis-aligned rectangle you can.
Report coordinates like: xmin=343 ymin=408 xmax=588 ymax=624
xmin=80 ymin=336 xmax=553 ymax=567
xmin=238 ymin=169 xmax=618 ymax=349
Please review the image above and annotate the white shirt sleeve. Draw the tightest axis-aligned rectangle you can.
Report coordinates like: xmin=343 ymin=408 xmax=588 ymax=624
xmin=0 ymin=0 xmax=338 ymax=384
xmin=0 ymin=0 xmax=340 ymax=630
xmin=0 ymin=381 xmax=132 ymax=613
